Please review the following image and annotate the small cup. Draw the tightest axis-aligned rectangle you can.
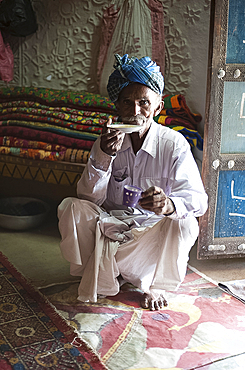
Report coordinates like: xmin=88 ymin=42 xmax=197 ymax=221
xmin=123 ymin=185 xmax=142 ymax=207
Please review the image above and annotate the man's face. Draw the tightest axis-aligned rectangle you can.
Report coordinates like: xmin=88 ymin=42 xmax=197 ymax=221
xmin=115 ymin=82 xmax=163 ymax=136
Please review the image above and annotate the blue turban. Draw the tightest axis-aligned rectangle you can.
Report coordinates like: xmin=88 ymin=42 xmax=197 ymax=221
xmin=107 ymin=54 xmax=164 ymax=102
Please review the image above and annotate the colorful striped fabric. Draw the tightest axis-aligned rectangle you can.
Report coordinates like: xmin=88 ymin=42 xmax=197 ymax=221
xmin=155 ymin=94 xmax=202 ymax=130
xmin=169 ymin=126 xmax=203 ymax=151
xmin=154 ymin=115 xmax=196 ymax=131
xmin=154 ymin=93 xmax=203 ymax=150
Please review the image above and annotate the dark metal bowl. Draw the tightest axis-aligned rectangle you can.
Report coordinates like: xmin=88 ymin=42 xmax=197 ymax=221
xmin=0 ymin=197 xmax=50 ymax=231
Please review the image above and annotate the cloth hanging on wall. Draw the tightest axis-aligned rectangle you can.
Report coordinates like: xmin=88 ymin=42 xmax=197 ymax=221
xmin=97 ymin=0 xmax=165 ymax=97
xmin=0 ymin=31 xmax=14 ymax=83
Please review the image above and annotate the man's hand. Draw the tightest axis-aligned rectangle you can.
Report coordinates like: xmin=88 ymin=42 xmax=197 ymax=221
xmin=139 ymin=186 xmax=175 ymax=216
xmin=100 ymin=118 xmax=125 ymax=156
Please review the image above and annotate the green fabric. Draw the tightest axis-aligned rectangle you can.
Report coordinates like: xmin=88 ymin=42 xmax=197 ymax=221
xmin=162 ymin=95 xmax=173 ymax=109
xmin=0 ymin=86 xmax=116 ymax=112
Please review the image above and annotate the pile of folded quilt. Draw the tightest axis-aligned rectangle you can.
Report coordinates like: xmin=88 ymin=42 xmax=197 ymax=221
xmin=0 ymin=86 xmax=203 ymax=164
xmin=154 ymin=94 xmax=203 ymax=150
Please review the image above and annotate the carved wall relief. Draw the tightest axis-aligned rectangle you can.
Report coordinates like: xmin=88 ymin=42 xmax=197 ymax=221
xmin=19 ymin=0 xmax=108 ymax=92
xmin=162 ymin=0 xmax=211 ymax=127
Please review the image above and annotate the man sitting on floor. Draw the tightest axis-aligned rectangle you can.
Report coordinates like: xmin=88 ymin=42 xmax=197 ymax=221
xmin=58 ymin=54 xmax=208 ymax=311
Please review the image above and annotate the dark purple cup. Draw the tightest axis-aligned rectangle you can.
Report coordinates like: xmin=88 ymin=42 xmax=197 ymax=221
xmin=123 ymin=185 xmax=142 ymax=207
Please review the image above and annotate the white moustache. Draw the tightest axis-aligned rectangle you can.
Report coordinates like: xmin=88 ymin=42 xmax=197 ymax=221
xmin=121 ymin=115 xmax=146 ymax=125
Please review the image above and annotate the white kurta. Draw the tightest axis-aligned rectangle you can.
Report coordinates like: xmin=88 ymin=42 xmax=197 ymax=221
xmin=58 ymin=122 xmax=208 ymax=302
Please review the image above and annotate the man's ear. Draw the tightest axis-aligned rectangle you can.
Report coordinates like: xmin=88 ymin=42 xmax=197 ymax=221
xmin=115 ymin=100 xmax=119 ymax=113
xmin=154 ymin=100 xmax=164 ymax=117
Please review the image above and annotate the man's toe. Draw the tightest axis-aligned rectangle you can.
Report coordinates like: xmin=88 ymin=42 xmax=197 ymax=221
xmin=141 ymin=294 xmax=149 ymax=309
xmin=150 ymin=300 xmax=156 ymax=311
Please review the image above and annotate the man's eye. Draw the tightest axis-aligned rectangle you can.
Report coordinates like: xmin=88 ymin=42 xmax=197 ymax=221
xmin=140 ymin=100 xmax=149 ymax=106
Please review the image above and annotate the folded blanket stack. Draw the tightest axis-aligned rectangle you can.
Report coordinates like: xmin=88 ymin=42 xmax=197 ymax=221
xmin=154 ymin=94 xmax=203 ymax=150
xmin=0 ymin=87 xmax=203 ymax=165
xmin=0 ymin=87 xmax=117 ymax=163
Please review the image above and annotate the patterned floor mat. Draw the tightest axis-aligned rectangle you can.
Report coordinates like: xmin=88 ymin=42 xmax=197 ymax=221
xmin=0 ymin=251 xmax=107 ymax=369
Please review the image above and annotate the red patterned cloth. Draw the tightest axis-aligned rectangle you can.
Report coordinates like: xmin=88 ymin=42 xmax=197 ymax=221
xmin=47 ymin=267 xmax=245 ymax=370
xmin=0 ymin=126 xmax=95 ymax=150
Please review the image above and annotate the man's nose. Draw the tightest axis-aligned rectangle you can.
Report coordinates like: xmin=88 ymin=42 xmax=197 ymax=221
xmin=131 ymin=103 xmax=141 ymax=116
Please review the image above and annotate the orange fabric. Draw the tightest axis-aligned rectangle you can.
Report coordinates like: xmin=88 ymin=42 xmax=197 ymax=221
xmin=170 ymin=95 xmax=180 ymax=109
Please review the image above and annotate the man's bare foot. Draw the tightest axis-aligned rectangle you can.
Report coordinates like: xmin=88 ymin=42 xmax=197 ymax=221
xmin=117 ymin=274 xmax=127 ymax=287
xmin=141 ymin=293 xmax=168 ymax=311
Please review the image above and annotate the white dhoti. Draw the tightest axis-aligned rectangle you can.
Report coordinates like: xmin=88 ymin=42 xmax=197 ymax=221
xmin=58 ymin=197 xmax=199 ymax=303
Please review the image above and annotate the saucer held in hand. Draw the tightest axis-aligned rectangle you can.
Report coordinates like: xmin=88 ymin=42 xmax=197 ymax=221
xmin=108 ymin=123 xmax=142 ymax=134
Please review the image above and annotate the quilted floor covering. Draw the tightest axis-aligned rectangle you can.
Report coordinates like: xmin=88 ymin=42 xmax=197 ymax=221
xmin=43 ymin=266 xmax=245 ymax=370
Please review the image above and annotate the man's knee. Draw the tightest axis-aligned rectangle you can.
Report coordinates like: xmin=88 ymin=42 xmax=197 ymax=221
xmin=179 ymin=216 xmax=199 ymax=245
xmin=58 ymin=198 xmax=103 ymax=232
xmin=160 ymin=216 xmax=198 ymax=247
xmin=58 ymin=197 xmax=95 ymax=218
xmin=58 ymin=196 xmax=76 ymax=213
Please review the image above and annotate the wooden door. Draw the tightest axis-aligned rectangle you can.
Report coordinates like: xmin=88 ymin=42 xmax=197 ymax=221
xmin=198 ymin=0 xmax=245 ymax=259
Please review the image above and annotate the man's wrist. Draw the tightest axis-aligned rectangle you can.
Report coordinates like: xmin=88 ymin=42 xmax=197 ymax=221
xmin=91 ymin=141 xmax=114 ymax=171
xmin=164 ymin=198 xmax=176 ymax=216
